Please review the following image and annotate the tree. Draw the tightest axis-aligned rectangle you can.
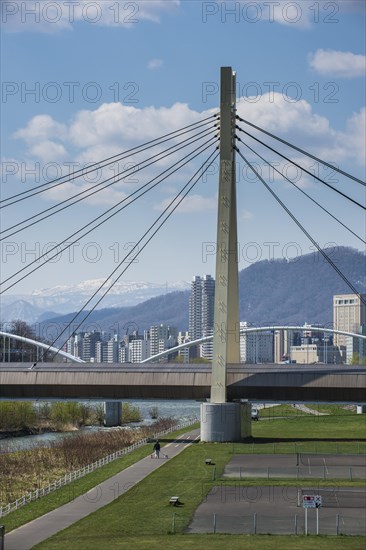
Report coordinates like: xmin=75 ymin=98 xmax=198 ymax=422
xmin=0 ymin=319 xmax=53 ymax=362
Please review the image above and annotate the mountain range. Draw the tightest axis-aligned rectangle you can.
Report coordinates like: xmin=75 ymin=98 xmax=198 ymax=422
xmin=1 ymin=247 xmax=365 ymax=343
xmin=0 ymin=280 xmax=190 ymax=325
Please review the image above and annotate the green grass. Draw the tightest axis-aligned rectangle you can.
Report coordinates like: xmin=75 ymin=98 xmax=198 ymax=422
xmin=33 ymin=439 xmax=366 ymax=549
xmin=32 ymin=413 xmax=366 ymax=549
xmin=4 ymin=415 xmax=366 ymax=548
xmin=259 ymin=404 xmax=311 ymax=417
xmin=34 ymin=534 xmax=366 ymax=550
xmin=308 ymin=404 xmax=356 ymax=415
xmin=252 ymin=412 xmax=366 ymax=441
xmin=2 ymin=423 xmax=198 ymax=534
xmin=259 ymin=404 xmax=357 ymax=418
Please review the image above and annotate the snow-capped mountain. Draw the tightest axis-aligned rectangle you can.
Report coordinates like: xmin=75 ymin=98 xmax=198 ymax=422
xmin=0 ymin=279 xmax=190 ymax=324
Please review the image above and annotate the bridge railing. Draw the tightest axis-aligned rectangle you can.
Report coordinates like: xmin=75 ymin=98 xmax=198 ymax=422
xmin=0 ymin=418 xmax=198 ymax=518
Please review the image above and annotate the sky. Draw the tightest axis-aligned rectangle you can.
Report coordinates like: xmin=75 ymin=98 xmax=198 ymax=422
xmin=0 ymin=0 xmax=365 ymax=298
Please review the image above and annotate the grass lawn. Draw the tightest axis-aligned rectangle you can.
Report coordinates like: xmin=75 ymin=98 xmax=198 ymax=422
xmin=252 ymin=412 xmax=366 ymax=441
xmin=31 ymin=414 xmax=366 ymax=549
xmin=308 ymin=404 xmax=356 ymax=415
xmin=1 ymin=423 xmax=198 ymax=534
xmin=259 ymin=404 xmax=311 ymax=417
xmin=34 ymin=534 xmax=366 ymax=550
xmin=259 ymin=404 xmax=355 ymax=418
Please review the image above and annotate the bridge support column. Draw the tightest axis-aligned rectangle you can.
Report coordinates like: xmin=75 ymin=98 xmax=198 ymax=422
xmin=104 ymin=401 xmax=122 ymax=427
xmin=202 ymin=67 xmax=241 ymax=442
xmin=356 ymin=405 xmax=366 ymax=414
xmin=200 ymin=402 xmax=251 ymax=442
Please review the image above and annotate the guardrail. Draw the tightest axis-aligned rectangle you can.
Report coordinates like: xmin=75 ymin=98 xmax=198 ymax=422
xmin=0 ymin=418 xmax=198 ymax=518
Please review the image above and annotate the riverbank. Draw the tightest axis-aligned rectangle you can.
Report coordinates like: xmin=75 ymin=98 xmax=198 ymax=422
xmin=0 ymin=424 xmax=81 ymax=440
xmin=0 ymin=417 xmax=180 ymax=506
xmin=0 ymin=399 xmax=200 ymax=451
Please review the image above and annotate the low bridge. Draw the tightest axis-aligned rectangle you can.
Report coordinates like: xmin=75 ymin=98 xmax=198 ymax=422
xmin=0 ymin=363 xmax=365 ymax=403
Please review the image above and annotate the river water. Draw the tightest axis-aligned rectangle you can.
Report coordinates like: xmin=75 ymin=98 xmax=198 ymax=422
xmin=0 ymin=399 xmax=201 ymax=452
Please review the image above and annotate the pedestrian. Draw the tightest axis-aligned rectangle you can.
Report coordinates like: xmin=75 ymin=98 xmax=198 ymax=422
xmin=153 ymin=440 xmax=161 ymax=459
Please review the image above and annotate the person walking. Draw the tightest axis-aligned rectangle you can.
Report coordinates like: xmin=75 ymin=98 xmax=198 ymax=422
xmin=153 ymin=440 xmax=161 ymax=458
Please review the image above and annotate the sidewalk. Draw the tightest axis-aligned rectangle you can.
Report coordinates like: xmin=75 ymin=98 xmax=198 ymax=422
xmin=5 ymin=428 xmax=200 ymax=550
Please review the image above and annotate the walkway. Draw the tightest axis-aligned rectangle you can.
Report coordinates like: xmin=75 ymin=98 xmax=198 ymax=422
xmin=294 ymin=404 xmax=329 ymax=416
xmin=5 ymin=428 xmax=200 ymax=550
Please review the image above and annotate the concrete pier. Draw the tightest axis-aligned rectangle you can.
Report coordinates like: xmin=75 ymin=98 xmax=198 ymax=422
xmin=104 ymin=401 xmax=122 ymax=426
xmin=200 ymin=402 xmax=251 ymax=442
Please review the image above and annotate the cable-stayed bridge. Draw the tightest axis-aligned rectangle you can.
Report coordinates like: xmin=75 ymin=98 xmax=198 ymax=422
xmin=1 ymin=67 xmax=365 ymax=440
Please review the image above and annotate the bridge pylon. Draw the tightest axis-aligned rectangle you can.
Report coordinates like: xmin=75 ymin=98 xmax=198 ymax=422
xmin=200 ymin=67 xmax=251 ymax=442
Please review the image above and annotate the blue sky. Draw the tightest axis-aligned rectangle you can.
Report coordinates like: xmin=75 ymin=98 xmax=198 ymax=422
xmin=1 ymin=0 xmax=365 ymax=297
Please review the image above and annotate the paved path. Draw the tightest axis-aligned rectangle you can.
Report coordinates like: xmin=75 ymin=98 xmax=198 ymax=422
xmin=5 ymin=428 xmax=200 ymax=550
xmin=294 ymin=404 xmax=329 ymax=416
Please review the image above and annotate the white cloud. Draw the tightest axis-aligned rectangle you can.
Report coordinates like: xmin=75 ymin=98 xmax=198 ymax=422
xmin=236 ymin=92 xmax=365 ymax=170
xmin=68 ymin=102 xmax=211 ymax=148
xmin=237 ymin=92 xmax=332 ymax=142
xmin=308 ymin=49 xmax=366 ymax=78
xmin=14 ymin=114 xmax=67 ymax=143
xmin=2 ymin=0 xmax=180 ymax=33
xmin=29 ymin=140 xmax=68 ymax=162
xmin=148 ymin=58 xmax=163 ymax=70
xmin=11 ymin=94 xmax=365 ymax=208
xmin=340 ymin=107 xmax=366 ymax=163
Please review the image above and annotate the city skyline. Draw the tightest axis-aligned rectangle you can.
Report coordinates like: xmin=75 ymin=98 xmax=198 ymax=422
xmin=60 ymin=287 xmax=365 ymax=365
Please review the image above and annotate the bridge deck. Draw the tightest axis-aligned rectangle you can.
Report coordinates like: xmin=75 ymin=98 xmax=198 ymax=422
xmin=0 ymin=363 xmax=365 ymax=402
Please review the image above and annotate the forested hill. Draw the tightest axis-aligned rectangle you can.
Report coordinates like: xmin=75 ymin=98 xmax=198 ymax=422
xmin=39 ymin=246 xmax=365 ymax=340
xmin=238 ymin=246 xmax=365 ymax=325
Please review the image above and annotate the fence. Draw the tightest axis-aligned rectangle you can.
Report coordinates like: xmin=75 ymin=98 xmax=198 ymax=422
xmin=231 ymin=442 xmax=366 ymax=455
xmin=187 ymin=512 xmax=366 ymax=536
xmin=0 ymin=418 xmax=197 ymax=518
xmin=232 ymin=466 xmax=366 ymax=480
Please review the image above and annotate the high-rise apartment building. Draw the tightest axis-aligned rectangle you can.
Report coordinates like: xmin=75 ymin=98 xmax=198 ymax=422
xmin=128 ymin=339 xmax=150 ymax=363
xmin=68 ymin=330 xmax=102 ymax=362
xmin=333 ymin=294 xmax=366 ymax=347
xmin=96 ymin=338 xmax=118 ymax=363
xmin=149 ymin=324 xmax=177 ymax=362
xmin=189 ymin=276 xmax=203 ymax=342
xmin=189 ymin=275 xmax=215 ymax=359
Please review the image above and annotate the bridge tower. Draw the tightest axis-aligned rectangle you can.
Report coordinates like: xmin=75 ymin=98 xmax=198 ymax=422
xmin=200 ymin=67 xmax=251 ymax=441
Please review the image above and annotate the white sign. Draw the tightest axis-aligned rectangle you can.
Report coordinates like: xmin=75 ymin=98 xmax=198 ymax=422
xmin=303 ymin=495 xmax=322 ymax=508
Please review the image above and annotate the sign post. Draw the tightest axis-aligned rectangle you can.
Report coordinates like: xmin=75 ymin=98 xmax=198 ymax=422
xmin=302 ymin=495 xmax=322 ymax=535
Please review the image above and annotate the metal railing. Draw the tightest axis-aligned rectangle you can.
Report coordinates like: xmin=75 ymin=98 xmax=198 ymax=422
xmin=187 ymin=512 xmax=366 ymax=536
xmin=228 ymin=465 xmax=366 ymax=480
xmin=0 ymin=418 xmax=198 ymax=518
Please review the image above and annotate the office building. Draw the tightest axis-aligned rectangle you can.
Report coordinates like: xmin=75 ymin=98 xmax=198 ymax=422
xmin=240 ymin=322 xmax=274 ymax=363
xmin=333 ymin=294 xmax=366 ymax=347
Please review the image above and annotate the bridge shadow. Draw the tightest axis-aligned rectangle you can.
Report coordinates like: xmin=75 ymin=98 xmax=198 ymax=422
xmin=163 ymin=437 xmax=200 ymax=444
xmin=148 ymin=437 xmax=200 ymax=444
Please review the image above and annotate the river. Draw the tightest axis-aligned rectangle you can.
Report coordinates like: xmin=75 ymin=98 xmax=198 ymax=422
xmin=0 ymin=399 xmax=201 ymax=452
